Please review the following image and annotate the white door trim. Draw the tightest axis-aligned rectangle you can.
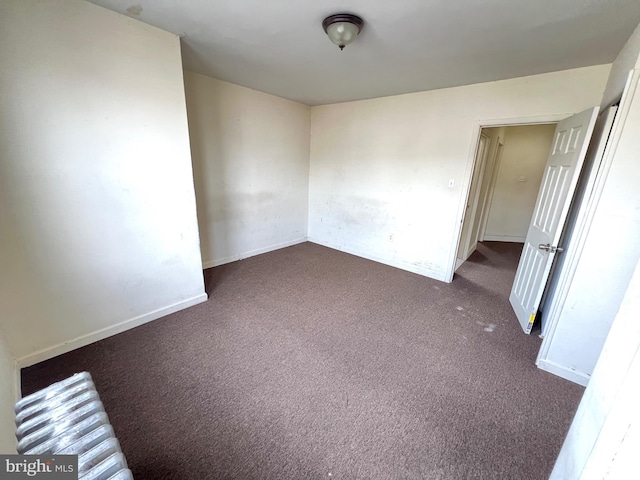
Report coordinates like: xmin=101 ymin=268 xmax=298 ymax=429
xmin=457 ymin=133 xmax=490 ymax=263
xmin=477 ymin=138 xmax=504 ymax=242
xmin=537 ymin=358 xmax=590 ymax=386
xmin=446 ymin=113 xmax=573 ymax=282
xmin=537 ymin=70 xmax=640 ymax=366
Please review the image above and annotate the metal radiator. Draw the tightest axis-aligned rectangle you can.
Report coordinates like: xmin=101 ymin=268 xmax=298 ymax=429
xmin=15 ymin=372 xmax=133 ymax=479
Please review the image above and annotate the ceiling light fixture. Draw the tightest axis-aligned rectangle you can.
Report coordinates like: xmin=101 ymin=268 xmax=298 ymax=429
xmin=322 ymin=14 xmax=364 ymax=51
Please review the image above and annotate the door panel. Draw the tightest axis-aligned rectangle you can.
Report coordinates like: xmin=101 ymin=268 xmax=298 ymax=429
xmin=533 ymin=164 xmax=571 ymax=234
xmin=510 ymin=107 xmax=599 ymax=333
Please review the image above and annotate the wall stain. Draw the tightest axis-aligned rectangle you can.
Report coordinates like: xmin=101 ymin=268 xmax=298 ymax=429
xmin=126 ymin=5 xmax=143 ymax=16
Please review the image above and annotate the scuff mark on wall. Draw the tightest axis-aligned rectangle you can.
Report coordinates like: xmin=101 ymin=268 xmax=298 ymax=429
xmin=126 ymin=5 xmax=143 ymax=16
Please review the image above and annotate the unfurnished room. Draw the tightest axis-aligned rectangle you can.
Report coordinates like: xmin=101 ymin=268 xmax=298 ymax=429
xmin=1 ymin=1 xmax=640 ymax=479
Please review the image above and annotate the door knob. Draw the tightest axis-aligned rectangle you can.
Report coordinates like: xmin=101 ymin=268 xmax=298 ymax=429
xmin=538 ymin=243 xmax=564 ymax=253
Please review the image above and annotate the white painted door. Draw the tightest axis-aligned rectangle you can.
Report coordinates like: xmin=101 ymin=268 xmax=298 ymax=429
xmin=510 ymin=107 xmax=599 ymax=334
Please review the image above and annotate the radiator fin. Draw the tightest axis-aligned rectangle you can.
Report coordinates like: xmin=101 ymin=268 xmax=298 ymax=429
xmin=15 ymin=372 xmax=133 ymax=480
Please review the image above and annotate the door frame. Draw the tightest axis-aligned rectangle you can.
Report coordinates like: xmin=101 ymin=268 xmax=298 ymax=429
xmin=476 ymin=138 xmax=503 ymax=243
xmin=446 ymin=113 xmax=571 ymax=282
xmin=456 ymin=133 xmax=491 ymax=265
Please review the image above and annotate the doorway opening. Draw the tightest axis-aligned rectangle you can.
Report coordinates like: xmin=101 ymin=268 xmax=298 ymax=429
xmin=455 ymin=124 xmax=558 ymax=272
xmin=452 ymin=107 xmax=600 ymax=344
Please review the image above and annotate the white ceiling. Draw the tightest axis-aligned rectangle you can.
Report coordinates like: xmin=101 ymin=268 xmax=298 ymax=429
xmin=90 ymin=0 xmax=640 ymax=106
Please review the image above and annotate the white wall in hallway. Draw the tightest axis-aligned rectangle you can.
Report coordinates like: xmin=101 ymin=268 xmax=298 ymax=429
xmin=484 ymin=124 xmax=556 ymax=242
xmin=184 ymin=72 xmax=310 ymax=268
xmin=0 ymin=0 xmax=206 ymax=364
xmin=309 ymin=65 xmax=610 ymax=282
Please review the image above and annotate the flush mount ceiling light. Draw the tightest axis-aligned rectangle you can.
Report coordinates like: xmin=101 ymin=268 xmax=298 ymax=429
xmin=322 ymin=14 xmax=364 ymax=51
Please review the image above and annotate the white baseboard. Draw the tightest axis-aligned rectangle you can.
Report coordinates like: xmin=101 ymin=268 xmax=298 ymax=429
xmin=455 ymin=258 xmax=464 ymax=271
xmin=17 ymin=293 xmax=208 ymax=368
xmin=201 ymin=237 xmax=308 ymax=269
xmin=308 ymin=238 xmax=448 ymax=283
xmin=482 ymin=235 xmax=526 ymax=242
xmin=537 ymin=359 xmax=590 ymax=386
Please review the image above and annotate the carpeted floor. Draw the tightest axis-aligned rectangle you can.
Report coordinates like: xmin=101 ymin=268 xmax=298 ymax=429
xmin=21 ymin=242 xmax=583 ymax=479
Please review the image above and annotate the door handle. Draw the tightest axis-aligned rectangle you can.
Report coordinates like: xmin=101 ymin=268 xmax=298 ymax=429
xmin=538 ymin=243 xmax=564 ymax=253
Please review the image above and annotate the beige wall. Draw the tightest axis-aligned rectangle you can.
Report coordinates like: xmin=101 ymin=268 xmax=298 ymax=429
xmin=484 ymin=124 xmax=557 ymax=241
xmin=0 ymin=329 xmax=16 ymax=453
xmin=184 ymin=72 xmax=310 ymax=267
xmin=309 ymin=65 xmax=610 ymax=281
xmin=0 ymin=0 xmax=206 ymax=364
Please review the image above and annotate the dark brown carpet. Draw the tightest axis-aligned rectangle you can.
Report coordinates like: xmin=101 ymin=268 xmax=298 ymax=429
xmin=21 ymin=242 xmax=583 ymax=479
